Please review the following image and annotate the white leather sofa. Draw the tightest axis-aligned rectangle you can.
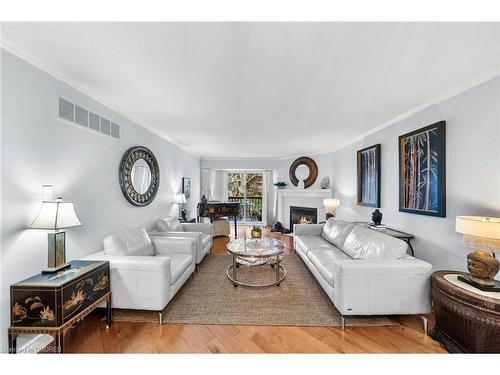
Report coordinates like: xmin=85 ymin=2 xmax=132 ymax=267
xmin=294 ymin=218 xmax=433 ymax=330
xmin=82 ymin=227 xmax=196 ymax=323
xmin=149 ymin=217 xmax=213 ymax=269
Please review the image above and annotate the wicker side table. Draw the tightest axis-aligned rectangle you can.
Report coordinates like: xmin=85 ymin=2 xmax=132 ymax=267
xmin=430 ymin=270 xmax=500 ymax=353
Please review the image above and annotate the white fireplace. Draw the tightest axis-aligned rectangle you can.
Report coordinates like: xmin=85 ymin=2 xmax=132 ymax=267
xmin=276 ymin=189 xmax=332 ymax=230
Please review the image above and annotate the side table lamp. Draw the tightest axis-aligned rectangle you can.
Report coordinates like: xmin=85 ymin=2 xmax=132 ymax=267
xmin=174 ymin=193 xmax=187 ymax=219
xmin=455 ymin=216 xmax=500 ymax=291
xmin=323 ymin=199 xmax=340 ymax=220
xmin=30 ymin=197 xmax=82 ymax=274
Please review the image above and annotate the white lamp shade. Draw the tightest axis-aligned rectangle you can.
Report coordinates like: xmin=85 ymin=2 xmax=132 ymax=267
xmin=173 ymin=193 xmax=187 ymax=204
xmin=456 ymin=216 xmax=500 ymax=253
xmin=323 ymin=198 xmax=340 ymax=211
xmin=456 ymin=216 xmax=500 ymax=240
xmin=30 ymin=200 xmax=82 ymax=230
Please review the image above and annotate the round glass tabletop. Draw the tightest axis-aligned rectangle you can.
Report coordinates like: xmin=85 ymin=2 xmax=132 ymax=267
xmin=226 ymin=237 xmax=286 ymax=259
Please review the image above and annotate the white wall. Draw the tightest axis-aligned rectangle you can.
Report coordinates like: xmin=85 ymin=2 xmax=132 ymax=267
xmin=331 ymin=76 xmax=500 ymax=275
xmin=0 ymin=49 xmax=201 ymax=348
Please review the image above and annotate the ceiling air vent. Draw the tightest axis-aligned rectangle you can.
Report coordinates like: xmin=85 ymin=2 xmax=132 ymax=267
xmin=57 ymin=97 xmax=120 ymax=139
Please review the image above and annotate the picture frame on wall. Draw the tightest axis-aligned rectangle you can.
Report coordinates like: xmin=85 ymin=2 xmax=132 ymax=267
xmin=398 ymin=121 xmax=446 ymax=217
xmin=182 ymin=177 xmax=191 ymax=199
xmin=357 ymin=144 xmax=381 ymax=208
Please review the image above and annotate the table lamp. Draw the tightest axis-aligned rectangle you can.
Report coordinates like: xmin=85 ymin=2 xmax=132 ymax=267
xmin=456 ymin=216 xmax=500 ymax=291
xmin=323 ymin=199 xmax=340 ymax=220
xmin=174 ymin=193 xmax=187 ymax=219
xmin=30 ymin=197 xmax=82 ymax=273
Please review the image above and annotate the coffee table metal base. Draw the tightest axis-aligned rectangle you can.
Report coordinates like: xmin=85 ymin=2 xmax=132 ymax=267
xmin=227 ymin=255 xmax=286 ymax=287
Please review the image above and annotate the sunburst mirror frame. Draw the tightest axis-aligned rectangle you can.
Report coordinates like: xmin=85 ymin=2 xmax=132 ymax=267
xmin=119 ymin=146 xmax=160 ymax=206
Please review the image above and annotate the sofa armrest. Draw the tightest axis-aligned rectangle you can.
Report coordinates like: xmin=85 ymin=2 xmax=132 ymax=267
xmin=151 ymin=236 xmax=196 ymax=258
xmin=149 ymin=230 xmax=202 ymax=241
xmin=181 ymin=223 xmax=213 ymax=235
xmin=332 ymin=258 xmax=432 ymax=315
xmin=293 ymin=223 xmax=324 ymax=236
xmin=333 ymin=257 xmax=433 ymax=276
xmin=82 ymin=252 xmax=171 ymax=272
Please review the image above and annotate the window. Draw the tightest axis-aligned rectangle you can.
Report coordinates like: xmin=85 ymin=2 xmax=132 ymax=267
xmin=227 ymin=172 xmax=263 ymax=222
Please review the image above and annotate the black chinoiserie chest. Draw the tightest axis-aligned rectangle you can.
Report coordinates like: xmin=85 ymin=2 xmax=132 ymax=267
xmin=9 ymin=260 xmax=111 ymax=353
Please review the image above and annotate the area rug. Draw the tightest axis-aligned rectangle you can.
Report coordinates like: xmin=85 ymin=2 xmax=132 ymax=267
xmin=112 ymin=254 xmax=396 ymax=327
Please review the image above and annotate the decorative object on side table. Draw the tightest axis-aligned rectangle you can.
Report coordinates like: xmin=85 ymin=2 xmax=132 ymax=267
xmin=323 ymin=199 xmax=340 ymax=220
xmin=429 ymin=270 xmax=500 ymax=353
xmin=357 ymin=144 xmax=381 ymax=208
xmin=251 ymin=225 xmax=262 ymax=239
xmin=371 ymin=209 xmax=383 ymax=226
xmin=8 ymin=260 xmax=111 ymax=354
xmin=273 ymin=181 xmax=287 ymax=189
xmin=289 ymin=156 xmax=318 ymax=189
xmin=182 ymin=177 xmax=191 ymax=199
xmin=30 ymin=197 xmax=82 ymax=274
xmin=455 ymin=216 xmax=500 ymax=291
xmin=119 ymin=146 xmax=160 ymax=207
xmin=399 ymin=121 xmax=446 ymax=217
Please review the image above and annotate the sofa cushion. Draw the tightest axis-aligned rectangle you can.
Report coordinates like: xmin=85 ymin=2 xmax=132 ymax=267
xmin=200 ymin=233 xmax=212 ymax=248
xmin=168 ymin=253 xmax=193 ymax=284
xmin=103 ymin=227 xmax=154 ymax=256
xmin=342 ymin=225 xmax=408 ymax=259
xmin=321 ymin=218 xmax=355 ymax=249
xmin=157 ymin=217 xmax=183 ymax=232
xmin=295 ymin=235 xmax=337 ymax=255
xmin=307 ymin=248 xmax=352 ymax=287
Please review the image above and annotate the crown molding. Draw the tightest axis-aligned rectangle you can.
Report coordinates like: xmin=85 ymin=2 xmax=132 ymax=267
xmin=0 ymin=38 xmax=200 ymax=158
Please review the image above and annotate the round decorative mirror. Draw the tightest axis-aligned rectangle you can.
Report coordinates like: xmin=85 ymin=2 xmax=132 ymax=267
xmin=119 ymin=146 xmax=160 ymax=206
xmin=289 ymin=156 xmax=318 ymax=188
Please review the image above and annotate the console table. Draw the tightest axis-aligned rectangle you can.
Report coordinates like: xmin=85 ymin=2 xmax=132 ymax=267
xmin=354 ymin=222 xmax=415 ymax=256
xmin=8 ymin=260 xmax=111 ymax=354
xmin=430 ymin=270 xmax=500 ymax=353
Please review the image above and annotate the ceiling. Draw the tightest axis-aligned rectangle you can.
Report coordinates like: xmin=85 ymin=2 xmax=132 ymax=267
xmin=2 ymin=22 xmax=499 ymax=158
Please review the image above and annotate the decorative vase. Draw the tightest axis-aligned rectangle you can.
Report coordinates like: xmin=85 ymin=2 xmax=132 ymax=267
xmin=251 ymin=229 xmax=262 ymax=239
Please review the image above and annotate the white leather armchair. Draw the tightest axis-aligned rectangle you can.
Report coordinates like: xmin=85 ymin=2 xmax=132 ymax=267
xmin=149 ymin=218 xmax=213 ymax=269
xmin=82 ymin=228 xmax=195 ymax=323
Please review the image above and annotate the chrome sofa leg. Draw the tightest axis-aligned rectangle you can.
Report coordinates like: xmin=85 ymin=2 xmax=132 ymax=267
xmin=419 ymin=314 xmax=428 ymax=334
xmin=196 ymin=264 xmax=200 ymax=273
xmin=158 ymin=311 xmax=163 ymax=325
xmin=341 ymin=315 xmax=346 ymax=331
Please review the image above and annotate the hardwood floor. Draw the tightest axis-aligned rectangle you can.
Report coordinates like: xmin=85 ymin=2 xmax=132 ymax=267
xmin=65 ymin=227 xmax=447 ymax=353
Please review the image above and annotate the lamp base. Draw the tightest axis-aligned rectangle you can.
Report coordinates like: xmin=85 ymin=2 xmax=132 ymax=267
xmin=458 ymin=275 xmax=500 ymax=292
xmin=42 ymin=263 xmax=71 ymax=274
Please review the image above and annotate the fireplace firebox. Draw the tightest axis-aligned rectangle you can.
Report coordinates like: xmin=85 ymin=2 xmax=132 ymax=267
xmin=289 ymin=206 xmax=317 ymax=231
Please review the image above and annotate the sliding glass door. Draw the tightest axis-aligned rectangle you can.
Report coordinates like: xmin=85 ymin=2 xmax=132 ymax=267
xmin=227 ymin=172 xmax=263 ymax=222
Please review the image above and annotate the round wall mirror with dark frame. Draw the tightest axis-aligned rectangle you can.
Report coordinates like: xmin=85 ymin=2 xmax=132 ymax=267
xmin=119 ymin=146 xmax=160 ymax=206
xmin=289 ymin=156 xmax=318 ymax=188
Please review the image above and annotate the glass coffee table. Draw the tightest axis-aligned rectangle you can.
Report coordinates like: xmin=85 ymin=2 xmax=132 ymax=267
xmin=226 ymin=237 xmax=286 ymax=287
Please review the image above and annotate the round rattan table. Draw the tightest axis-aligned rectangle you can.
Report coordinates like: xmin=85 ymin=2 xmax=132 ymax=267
xmin=226 ymin=237 xmax=286 ymax=287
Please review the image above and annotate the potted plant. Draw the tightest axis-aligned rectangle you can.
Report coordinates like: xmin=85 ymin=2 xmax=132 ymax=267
xmin=251 ymin=225 xmax=262 ymax=239
xmin=274 ymin=181 xmax=287 ymax=189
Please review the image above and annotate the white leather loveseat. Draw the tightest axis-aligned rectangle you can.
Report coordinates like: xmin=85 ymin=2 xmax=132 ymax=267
xmin=294 ymin=218 xmax=433 ymax=330
xmin=149 ymin=217 xmax=213 ymax=270
xmin=82 ymin=227 xmax=196 ymax=323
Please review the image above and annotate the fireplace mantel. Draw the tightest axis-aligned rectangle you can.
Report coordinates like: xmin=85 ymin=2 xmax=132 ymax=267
xmin=276 ymin=189 xmax=332 ymax=229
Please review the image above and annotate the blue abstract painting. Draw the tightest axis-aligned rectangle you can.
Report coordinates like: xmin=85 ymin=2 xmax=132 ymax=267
xmin=357 ymin=144 xmax=380 ymax=208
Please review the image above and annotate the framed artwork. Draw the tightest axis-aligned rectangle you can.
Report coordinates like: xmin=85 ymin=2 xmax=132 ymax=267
xmin=182 ymin=177 xmax=191 ymax=199
xmin=357 ymin=144 xmax=381 ymax=208
xmin=399 ymin=121 xmax=446 ymax=217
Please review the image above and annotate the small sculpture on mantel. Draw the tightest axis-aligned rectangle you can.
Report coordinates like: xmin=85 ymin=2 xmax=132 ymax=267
xmin=371 ymin=209 xmax=383 ymax=226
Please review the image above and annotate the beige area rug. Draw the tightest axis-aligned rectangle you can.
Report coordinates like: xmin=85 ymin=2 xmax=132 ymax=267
xmin=112 ymin=254 xmax=396 ymax=327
